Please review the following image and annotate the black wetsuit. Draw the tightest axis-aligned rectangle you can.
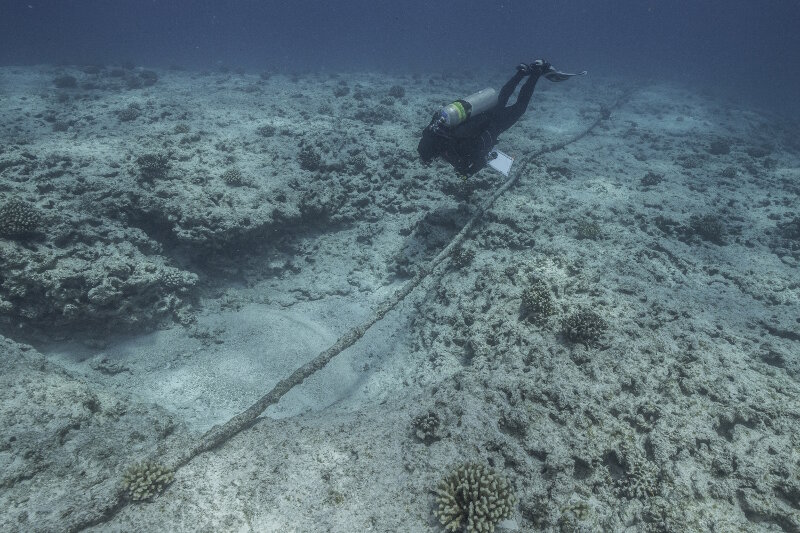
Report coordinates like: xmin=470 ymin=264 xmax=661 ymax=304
xmin=418 ymin=69 xmax=540 ymax=177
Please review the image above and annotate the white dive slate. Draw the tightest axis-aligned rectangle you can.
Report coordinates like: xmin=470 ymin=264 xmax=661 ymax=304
xmin=488 ymin=149 xmax=514 ymax=176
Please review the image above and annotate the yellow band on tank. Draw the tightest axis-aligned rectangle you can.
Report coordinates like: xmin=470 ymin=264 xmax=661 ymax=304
xmin=452 ymin=101 xmax=467 ymax=122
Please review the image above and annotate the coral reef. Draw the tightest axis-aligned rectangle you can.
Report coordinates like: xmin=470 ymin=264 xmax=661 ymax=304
xmin=557 ymin=498 xmax=593 ymax=532
xmin=746 ymin=145 xmax=772 ymax=158
xmin=333 ymin=84 xmax=350 ymax=97
xmin=561 ymin=308 xmax=607 ymax=345
xmin=612 ymin=441 xmax=660 ymax=499
xmin=117 ymin=103 xmax=142 ymax=122
xmin=1 ymin=65 xmax=798 ymax=532
xmin=707 ymin=139 xmax=731 ymax=155
xmin=159 ymin=267 xmax=198 ymax=290
xmin=411 ymin=411 xmax=441 ymax=444
xmin=53 ymin=75 xmax=78 ymax=88
xmin=221 ymin=167 xmax=245 ymax=186
xmin=688 ymin=214 xmax=725 ymax=244
xmin=298 ymin=145 xmax=322 ymax=171
xmin=138 ymin=70 xmax=158 ymax=86
xmin=0 ymin=334 xmax=186 ymax=528
xmin=434 ymin=463 xmax=517 ymax=533
xmin=678 ymin=154 xmax=706 ymax=169
xmin=0 ymin=237 xmax=197 ymax=338
xmin=136 ymin=153 xmax=170 ymax=182
xmin=121 ymin=461 xmax=175 ymax=501
xmin=777 ymin=216 xmax=800 ymax=241
xmin=256 ymin=124 xmax=276 ymax=137
xmin=640 ymin=171 xmax=663 ymax=186
xmin=0 ymin=197 xmax=40 ymax=238
xmin=575 ymin=220 xmax=602 ymax=241
xmin=520 ymin=280 xmax=556 ymax=323
xmin=388 ymin=85 xmax=405 ymax=98
xmin=451 ymin=246 xmax=476 ymax=269
xmin=346 ymin=154 xmax=367 ymax=174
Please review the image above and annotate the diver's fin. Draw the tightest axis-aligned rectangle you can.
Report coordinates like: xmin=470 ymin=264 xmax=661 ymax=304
xmin=543 ymin=68 xmax=587 ymax=82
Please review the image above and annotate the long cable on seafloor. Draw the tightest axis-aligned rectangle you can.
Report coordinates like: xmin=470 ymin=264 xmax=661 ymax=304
xmin=70 ymin=88 xmax=633 ymax=532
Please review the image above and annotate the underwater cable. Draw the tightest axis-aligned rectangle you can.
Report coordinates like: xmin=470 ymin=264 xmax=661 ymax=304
xmin=68 ymin=87 xmax=633 ymax=533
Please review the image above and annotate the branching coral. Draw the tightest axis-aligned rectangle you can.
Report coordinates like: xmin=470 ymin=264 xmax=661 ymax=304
xmin=520 ymin=280 xmax=556 ymax=323
xmin=435 ymin=463 xmax=517 ymax=533
xmin=561 ymin=308 xmax=607 ymax=345
xmin=121 ymin=461 xmax=174 ymax=502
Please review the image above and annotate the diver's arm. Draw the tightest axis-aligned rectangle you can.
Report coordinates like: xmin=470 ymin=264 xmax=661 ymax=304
xmin=452 ymin=151 xmax=488 ymax=177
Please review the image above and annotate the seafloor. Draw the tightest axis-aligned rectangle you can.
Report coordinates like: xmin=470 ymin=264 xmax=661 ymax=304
xmin=0 ymin=64 xmax=798 ymax=532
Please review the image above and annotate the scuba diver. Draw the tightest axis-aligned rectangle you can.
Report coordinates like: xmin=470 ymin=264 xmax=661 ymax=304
xmin=417 ymin=60 xmax=585 ymax=178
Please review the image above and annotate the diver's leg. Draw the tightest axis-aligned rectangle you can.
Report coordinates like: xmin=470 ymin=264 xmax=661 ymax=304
xmin=493 ymin=74 xmax=541 ymax=135
xmin=496 ymin=70 xmax=526 ymax=108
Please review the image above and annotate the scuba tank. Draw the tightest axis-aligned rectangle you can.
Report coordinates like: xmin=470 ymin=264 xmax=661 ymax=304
xmin=439 ymin=88 xmax=498 ymax=128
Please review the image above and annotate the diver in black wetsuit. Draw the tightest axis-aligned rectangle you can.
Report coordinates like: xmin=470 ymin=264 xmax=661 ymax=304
xmin=417 ymin=60 xmax=581 ymax=177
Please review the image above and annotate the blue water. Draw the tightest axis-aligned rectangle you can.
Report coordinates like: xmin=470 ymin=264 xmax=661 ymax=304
xmin=1 ymin=0 xmax=798 ymax=116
